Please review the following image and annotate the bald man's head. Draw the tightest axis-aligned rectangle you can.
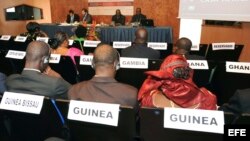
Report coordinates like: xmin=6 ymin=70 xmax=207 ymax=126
xmin=25 ymin=41 xmax=50 ymax=71
xmin=176 ymin=37 xmax=192 ymax=52
xmin=135 ymin=27 xmax=148 ymax=44
xmin=93 ymin=44 xmax=119 ymax=67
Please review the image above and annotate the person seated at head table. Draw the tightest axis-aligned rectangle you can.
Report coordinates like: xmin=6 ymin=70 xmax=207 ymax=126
xmin=0 ymin=72 xmax=6 ymax=94
xmin=81 ymin=8 xmax=92 ymax=24
xmin=173 ymin=37 xmax=206 ymax=60
xmin=50 ymin=31 xmax=83 ymax=64
xmin=66 ymin=9 xmax=80 ymax=24
xmin=111 ymin=9 xmax=126 ymax=26
xmin=138 ymin=54 xmax=217 ymax=109
xmin=131 ymin=8 xmax=146 ymax=23
xmin=219 ymin=88 xmax=250 ymax=115
xmin=121 ymin=27 xmax=160 ymax=59
xmin=68 ymin=43 xmax=138 ymax=107
xmin=20 ymin=22 xmax=48 ymax=41
xmin=6 ymin=41 xmax=71 ymax=99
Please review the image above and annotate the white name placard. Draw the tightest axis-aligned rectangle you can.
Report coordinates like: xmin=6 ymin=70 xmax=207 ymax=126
xmin=84 ymin=40 xmax=101 ymax=47
xmin=187 ymin=60 xmax=209 ymax=70
xmin=68 ymin=100 xmax=120 ymax=126
xmin=5 ymin=50 xmax=26 ymax=59
xmin=36 ymin=37 xmax=49 ymax=43
xmin=80 ymin=55 xmax=93 ymax=65
xmin=0 ymin=92 xmax=44 ymax=114
xmin=120 ymin=57 xmax=148 ymax=69
xmin=212 ymin=42 xmax=235 ymax=50
xmin=68 ymin=39 xmax=74 ymax=46
xmin=164 ymin=108 xmax=224 ymax=134
xmin=0 ymin=35 xmax=11 ymax=41
xmin=113 ymin=41 xmax=131 ymax=49
xmin=191 ymin=45 xmax=200 ymax=51
xmin=148 ymin=42 xmax=167 ymax=50
xmin=14 ymin=36 xmax=27 ymax=42
xmin=49 ymin=54 xmax=61 ymax=64
xmin=226 ymin=61 xmax=250 ymax=74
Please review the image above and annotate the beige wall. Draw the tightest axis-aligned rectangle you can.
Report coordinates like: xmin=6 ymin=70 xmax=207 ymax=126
xmin=0 ymin=0 xmax=51 ymax=36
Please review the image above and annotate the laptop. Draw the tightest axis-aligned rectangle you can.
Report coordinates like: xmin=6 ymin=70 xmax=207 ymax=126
xmin=140 ymin=19 xmax=154 ymax=27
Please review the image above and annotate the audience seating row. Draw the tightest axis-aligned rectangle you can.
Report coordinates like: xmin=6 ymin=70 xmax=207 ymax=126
xmin=0 ymin=97 xmax=249 ymax=141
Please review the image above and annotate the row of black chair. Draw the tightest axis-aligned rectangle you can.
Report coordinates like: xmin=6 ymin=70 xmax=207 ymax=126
xmin=1 ymin=97 xmax=249 ymax=141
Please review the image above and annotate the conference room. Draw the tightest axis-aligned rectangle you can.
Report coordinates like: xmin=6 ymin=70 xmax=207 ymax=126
xmin=0 ymin=0 xmax=250 ymax=141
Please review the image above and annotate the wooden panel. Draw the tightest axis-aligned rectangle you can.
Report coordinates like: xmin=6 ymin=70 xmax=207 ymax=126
xmin=201 ymin=23 xmax=250 ymax=61
xmin=50 ymin=0 xmax=180 ymax=43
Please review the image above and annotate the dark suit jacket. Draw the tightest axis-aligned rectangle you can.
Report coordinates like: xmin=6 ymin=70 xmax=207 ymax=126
xmin=6 ymin=70 xmax=71 ymax=99
xmin=121 ymin=43 xmax=160 ymax=59
xmin=219 ymin=88 xmax=250 ymax=115
xmin=131 ymin=14 xmax=146 ymax=23
xmin=0 ymin=72 xmax=6 ymax=94
xmin=112 ymin=15 xmax=125 ymax=25
xmin=68 ymin=77 xmax=138 ymax=107
xmin=82 ymin=13 xmax=92 ymax=24
xmin=66 ymin=14 xmax=80 ymax=23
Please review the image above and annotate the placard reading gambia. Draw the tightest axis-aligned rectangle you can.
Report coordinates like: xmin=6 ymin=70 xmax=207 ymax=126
xmin=68 ymin=100 xmax=120 ymax=126
xmin=113 ymin=41 xmax=131 ymax=49
xmin=212 ymin=42 xmax=235 ymax=50
xmin=120 ymin=57 xmax=148 ymax=69
xmin=0 ymin=35 xmax=11 ymax=41
xmin=80 ymin=55 xmax=93 ymax=65
xmin=84 ymin=40 xmax=101 ymax=47
xmin=6 ymin=50 xmax=26 ymax=59
xmin=187 ymin=60 xmax=209 ymax=70
xmin=148 ymin=42 xmax=167 ymax=50
xmin=36 ymin=37 xmax=49 ymax=43
xmin=226 ymin=61 xmax=250 ymax=74
xmin=49 ymin=54 xmax=61 ymax=64
xmin=0 ymin=92 xmax=44 ymax=114
xmin=164 ymin=108 xmax=224 ymax=134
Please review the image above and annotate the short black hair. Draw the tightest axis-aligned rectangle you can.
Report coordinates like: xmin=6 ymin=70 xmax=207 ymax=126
xmin=69 ymin=9 xmax=74 ymax=14
xmin=75 ymin=25 xmax=87 ymax=38
xmin=82 ymin=8 xmax=88 ymax=13
xmin=176 ymin=37 xmax=192 ymax=52
xmin=26 ymin=22 xmax=40 ymax=33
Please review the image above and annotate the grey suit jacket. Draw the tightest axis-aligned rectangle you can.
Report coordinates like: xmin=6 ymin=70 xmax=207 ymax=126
xmin=0 ymin=72 xmax=6 ymax=94
xmin=6 ymin=70 xmax=71 ymax=99
xmin=82 ymin=13 xmax=92 ymax=24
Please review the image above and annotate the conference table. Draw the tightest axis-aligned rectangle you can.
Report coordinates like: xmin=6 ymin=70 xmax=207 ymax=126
xmin=40 ymin=24 xmax=173 ymax=43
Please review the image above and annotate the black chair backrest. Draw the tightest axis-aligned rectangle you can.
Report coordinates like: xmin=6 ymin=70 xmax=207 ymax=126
xmin=206 ymin=44 xmax=243 ymax=61
xmin=74 ymin=56 xmax=95 ymax=81
xmin=210 ymin=61 xmax=250 ymax=105
xmin=190 ymin=44 xmax=208 ymax=57
xmin=159 ymin=43 xmax=173 ymax=59
xmin=49 ymin=56 xmax=78 ymax=84
xmin=235 ymin=113 xmax=250 ymax=124
xmin=139 ymin=107 xmax=223 ymax=141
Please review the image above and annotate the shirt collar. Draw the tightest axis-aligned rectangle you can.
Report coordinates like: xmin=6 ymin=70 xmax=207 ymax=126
xmin=23 ymin=68 xmax=41 ymax=73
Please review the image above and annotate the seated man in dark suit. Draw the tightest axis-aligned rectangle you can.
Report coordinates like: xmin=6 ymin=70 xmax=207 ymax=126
xmin=68 ymin=43 xmax=138 ymax=107
xmin=112 ymin=9 xmax=125 ymax=26
xmin=174 ymin=37 xmax=206 ymax=60
xmin=131 ymin=8 xmax=146 ymax=23
xmin=66 ymin=9 xmax=80 ymax=23
xmin=219 ymin=88 xmax=250 ymax=115
xmin=121 ymin=27 xmax=160 ymax=59
xmin=6 ymin=41 xmax=71 ymax=99
xmin=0 ymin=72 xmax=6 ymax=94
xmin=82 ymin=8 xmax=92 ymax=24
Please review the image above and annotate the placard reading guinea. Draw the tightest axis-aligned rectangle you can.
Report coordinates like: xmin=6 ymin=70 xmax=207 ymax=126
xmin=187 ymin=60 xmax=209 ymax=70
xmin=67 ymin=100 xmax=120 ymax=126
xmin=6 ymin=50 xmax=26 ymax=59
xmin=0 ymin=35 xmax=11 ymax=41
xmin=226 ymin=61 xmax=250 ymax=74
xmin=49 ymin=54 xmax=61 ymax=64
xmin=120 ymin=57 xmax=148 ymax=69
xmin=80 ymin=55 xmax=93 ymax=65
xmin=84 ymin=40 xmax=101 ymax=47
xmin=14 ymin=36 xmax=27 ymax=42
xmin=148 ymin=42 xmax=167 ymax=50
xmin=164 ymin=108 xmax=224 ymax=134
xmin=212 ymin=42 xmax=235 ymax=50
xmin=0 ymin=92 xmax=44 ymax=114
xmin=36 ymin=37 xmax=49 ymax=43
xmin=113 ymin=41 xmax=131 ymax=49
